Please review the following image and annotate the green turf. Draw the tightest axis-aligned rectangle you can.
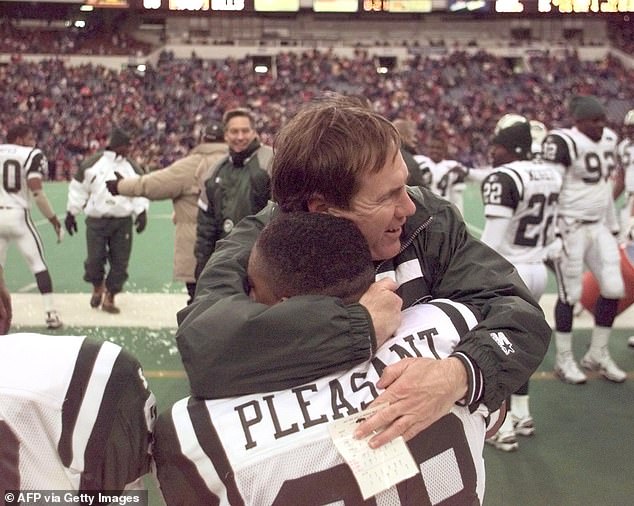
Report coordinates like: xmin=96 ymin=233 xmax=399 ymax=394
xmin=485 ymin=329 xmax=634 ymax=506
xmin=6 ymin=182 xmax=180 ymax=294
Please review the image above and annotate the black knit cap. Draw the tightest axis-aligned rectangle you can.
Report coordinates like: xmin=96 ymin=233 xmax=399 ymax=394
xmin=202 ymin=121 xmax=224 ymax=142
xmin=491 ymin=121 xmax=532 ymax=160
xmin=569 ymin=95 xmax=605 ymax=120
xmin=108 ymin=126 xmax=132 ymax=149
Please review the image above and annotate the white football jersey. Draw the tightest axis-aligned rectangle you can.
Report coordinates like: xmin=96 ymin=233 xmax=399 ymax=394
xmin=0 ymin=144 xmax=47 ymax=209
xmin=481 ymin=159 xmax=562 ymax=264
xmin=155 ymin=300 xmax=494 ymax=506
xmin=542 ymin=126 xmax=618 ymax=222
xmin=618 ymin=137 xmax=634 ymax=194
xmin=413 ymin=155 xmax=466 ymax=209
xmin=0 ymin=333 xmax=155 ymax=494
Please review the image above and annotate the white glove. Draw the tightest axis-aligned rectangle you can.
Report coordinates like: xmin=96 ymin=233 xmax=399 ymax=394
xmin=545 ymin=237 xmax=564 ymax=261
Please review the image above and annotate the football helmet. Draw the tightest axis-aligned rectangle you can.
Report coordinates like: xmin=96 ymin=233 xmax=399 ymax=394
xmin=529 ymin=120 xmax=547 ymax=145
xmin=624 ymin=109 xmax=634 ymax=125
xmin=494 ymin=113 xmax=527 ymax=135
xmin=529 ymin=120 xmax=547 ymax=154
xmin=491 ymin=120 xmax=532 ymax=161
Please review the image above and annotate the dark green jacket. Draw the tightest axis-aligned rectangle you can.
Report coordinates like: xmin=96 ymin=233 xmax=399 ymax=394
xmin=177 ymin=186 xmax=551 ymax=410
xmin=194 ymin=149 xmax=270 ymax=272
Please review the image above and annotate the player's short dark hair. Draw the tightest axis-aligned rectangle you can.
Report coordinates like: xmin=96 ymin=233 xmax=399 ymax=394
xmin=254 ymin=212 xmax=374 ymax=304
xmin=6 ymin=124 xmax=31 ymax=143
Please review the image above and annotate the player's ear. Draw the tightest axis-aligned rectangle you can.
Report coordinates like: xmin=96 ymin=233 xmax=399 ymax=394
xmin=307 ymin=193 xmax=329 ymax=213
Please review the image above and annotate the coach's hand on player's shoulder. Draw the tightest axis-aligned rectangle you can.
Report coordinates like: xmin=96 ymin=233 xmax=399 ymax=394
xmin=106 ymin=171 xmax=123 ymax=195
xmin=135 ymin=210 xmax=147 ymax=234
xmin=359 ymin=278 xmax=402 ymax=348
xmin=64 ymin=212 xmax=78 ymax=236
xmin=49 ymin=216 xmax=63 ymax=243
xmin=354 ymin=356 xmax=468 ymax=449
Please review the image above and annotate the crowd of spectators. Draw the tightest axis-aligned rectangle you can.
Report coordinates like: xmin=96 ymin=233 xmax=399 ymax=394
xmin=607 ymin=18 xmax=634 ymax=56
xmin=0 ymin=19 xmax=154 ymax=56
xmin=1 ymin=46 xmax=632 ymax=179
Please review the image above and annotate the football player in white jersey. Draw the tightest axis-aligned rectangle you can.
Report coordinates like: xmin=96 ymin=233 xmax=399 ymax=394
xmin=0 ymin=332 xmax=156 ymax=495
xmin=619 ymin=110 xmax=634 ymax=349
xmin=619 ymin=110 xmax=634 ymax=242
xmin=154 ymin=212 xmax=498 ymax=505
xmin=414 ymin=129 xmax=469 ymax=215
xmin=542 ymin=95 xmax=627 ymax=384
xmin=480 ymin=117 xmax=562 ymax=452
xmin=0 ymin=124 xmax=63 ymax=329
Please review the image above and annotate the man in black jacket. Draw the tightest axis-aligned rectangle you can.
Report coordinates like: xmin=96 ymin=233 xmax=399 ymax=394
xmin=177 ymin=94 xmax=551 ymax=449
xmin=194 ymin=108 xmax=272 ymax=280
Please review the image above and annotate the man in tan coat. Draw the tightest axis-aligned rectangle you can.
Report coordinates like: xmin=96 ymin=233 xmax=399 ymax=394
xmin=106 ymin=122 xmax=227 ymax=303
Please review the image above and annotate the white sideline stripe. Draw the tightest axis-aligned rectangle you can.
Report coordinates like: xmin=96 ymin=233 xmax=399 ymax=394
xmin=11 ymin=292 xmax=189 ymax=328
xmin=9 ymin=292 xmax=634 ymax=329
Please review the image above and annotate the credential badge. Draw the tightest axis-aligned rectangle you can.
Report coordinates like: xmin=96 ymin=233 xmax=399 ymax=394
xmin=223 ymin=219 xmax=234 ymax=234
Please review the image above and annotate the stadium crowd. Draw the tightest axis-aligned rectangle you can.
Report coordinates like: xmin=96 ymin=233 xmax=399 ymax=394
xmin=0 ymin=19 xmax=153 ymax=56
xmin=1 ymin=44 xmax=633 ymax=178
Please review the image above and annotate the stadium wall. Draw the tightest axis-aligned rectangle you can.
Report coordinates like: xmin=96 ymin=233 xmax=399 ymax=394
xmin=160 ymin=14 xmax=609 ymax=47
xmin=1 ymin=13 xmax=627 ymax=70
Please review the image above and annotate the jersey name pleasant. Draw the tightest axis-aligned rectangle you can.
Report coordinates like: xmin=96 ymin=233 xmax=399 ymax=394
xmin=230 ymin=326 xmax=445 ymax=451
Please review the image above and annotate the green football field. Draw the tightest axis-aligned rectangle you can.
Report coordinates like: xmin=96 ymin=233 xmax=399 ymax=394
xmin=5 ymin=182 xmax=634 ymax=506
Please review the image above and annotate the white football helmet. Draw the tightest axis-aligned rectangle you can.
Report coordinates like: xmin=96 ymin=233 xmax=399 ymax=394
xmin=529 ymin=120 xmax=547 ymax=154
xmin=624 ymin=109 xmax=634 ymax=125
xmin=494 ymin=113 xmax=527 ymax=135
